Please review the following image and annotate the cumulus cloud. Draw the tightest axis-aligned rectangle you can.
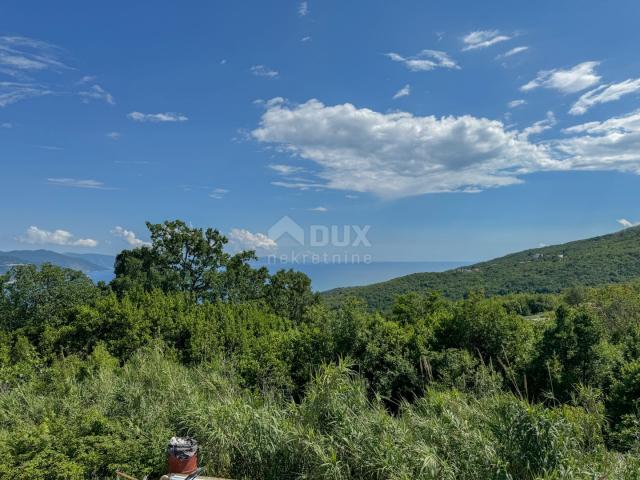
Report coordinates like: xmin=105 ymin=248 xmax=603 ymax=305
xmin=393 ymin=84 xmax=411 ymax=99
xmin=111 ymin=226 xmax=149 ymax=247
xmin=252 ymin=99 xmax=556 ymax=198
xmin=298 ymin=1 xmax=308 ymax=16
xmin=228 ymin=228 xmax=277 ymax=252
xmin=521 ymin=61 xmax=601 ymax=94
xmin=496 ymin=46 xmax=529 ymax=59
xmin=250 ymin=65 xmax=279 ymax=78
xmin=462 ymin=30 xmax=511 ymax=51
xmin=254 ymin=99 xmax=640 ymax=199
xmin=386 ymin=50 xmax=459 ymax=72
xmin=19 ymin=226 xmax=98 ymax=247
xmin=508 ymin=99 xmax=526 ymax=108
xmin=569 ymin=78 xmax=640 ymax=115
xmin=127 ymin=111 xmax=188 ymax=122
xmin=47 ymin=178 xmax=112 ymax=189
xmin=79 ymin=84 xmax=115 ymax=105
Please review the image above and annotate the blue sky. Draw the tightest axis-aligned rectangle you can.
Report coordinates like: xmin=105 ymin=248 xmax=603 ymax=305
xmin=2 ymin=0 xmax=640 ymax=262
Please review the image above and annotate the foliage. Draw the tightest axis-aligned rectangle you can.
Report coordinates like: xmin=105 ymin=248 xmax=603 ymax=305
xmin=2 ymin=220 xmax=640 ymax=477
xmin=323 ymin=225 xmax=640 ymax=310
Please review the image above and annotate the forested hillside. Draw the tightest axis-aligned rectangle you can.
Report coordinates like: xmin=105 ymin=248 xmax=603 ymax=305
xmin=1 ymin=220 xmax=640 ymax=479
xmin=323 ymin=226 xmax=640 ymax=310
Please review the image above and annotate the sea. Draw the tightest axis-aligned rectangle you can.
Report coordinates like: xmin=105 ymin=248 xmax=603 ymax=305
xmin=87 ymin=260 xmax=468 ymax=292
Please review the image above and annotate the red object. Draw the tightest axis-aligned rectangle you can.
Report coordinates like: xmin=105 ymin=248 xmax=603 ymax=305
xmin=168 ymin=452 xmax=198 ymax=474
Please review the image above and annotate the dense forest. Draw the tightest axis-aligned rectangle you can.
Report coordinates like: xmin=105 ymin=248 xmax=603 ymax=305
xmin=323 ymin=226 xmax=640 ymax=310
xmin=1 ymin=220 xmax=640 ymax=479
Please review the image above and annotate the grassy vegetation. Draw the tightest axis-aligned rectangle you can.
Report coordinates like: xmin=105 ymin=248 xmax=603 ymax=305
xmin=1 ymin=221 xmax=640 ymax=479
xmin=2 ymin=346 xmax=639 ymax=480
xmin=322 ymin=226 xmax=640 ymax=310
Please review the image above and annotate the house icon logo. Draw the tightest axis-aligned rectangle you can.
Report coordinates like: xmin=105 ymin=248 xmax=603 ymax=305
xmin=268 ymin=216 xmax=305 ymax=246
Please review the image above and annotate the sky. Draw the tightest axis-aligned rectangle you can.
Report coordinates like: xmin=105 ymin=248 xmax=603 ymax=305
xmin=2 ymin=0 xmax=640 ymax=262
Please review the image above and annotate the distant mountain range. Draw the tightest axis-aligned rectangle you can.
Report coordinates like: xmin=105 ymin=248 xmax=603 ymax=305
xmin=322 ymin=226 xmax=640 ymax=310
xmin=0 ymin=250 xmax=115 ymax=274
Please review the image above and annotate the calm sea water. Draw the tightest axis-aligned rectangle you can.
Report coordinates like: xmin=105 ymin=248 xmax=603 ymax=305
xmin=89 ymin=261 xmax=468 ymax=292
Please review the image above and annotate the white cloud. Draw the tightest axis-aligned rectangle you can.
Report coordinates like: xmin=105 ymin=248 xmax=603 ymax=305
xmin=76 ymin=75 xmax=97 ymax=85
xmin=228 ymin=228 xmax=277 ymax=252
xmin=209 ymin=188 xmax=229 ymax=199
xmin=47 ymin=178 xmax=111 ymax=189
xmin=111 ymin=226 xmax=149 ymax=247
xmin=563 ymin=110 xmax=640 ymax=135
xmin=20 ymin=226 xmax=98 ymax=248
xmin=0 ymin=36 xmax=119 ymax=113
xmin=250 ymin=65 xmax=279 ymax=78
xmin=618 ymin=218 xmax=638 ymax=229
xmin=253 ymin=99 xmax=556 ymax=198
xmin=127 ymin=111 xmax=188 ymax=122
xmin=496 ymin=46 xmax=528 ymax=59
xmin=255 ymin=99 xmax=640 ymax=198
xmin=462 ymin=30 xmax=511 ymax=51
xmin=0 ymin=37 xmax=67 ymax=108
xmin=519 ymin=111 xmax=556 ymax=139
xmin=393 ymin=84 xmax=411 ymax=99
xmin=106 ymin=131 xmax=121 ymax=140
xmin=554 ymin=110 xmax=640 ymax=172
xmin=269 ymin=164 xmax=304 ymax=175
xmin=301 ymin=36 xmax=312 ymax=43
xmin=79 ymin=84 xmax=115 ymax=105
xmin=309 ymin=206 xmax=328 ymax=212
xmin=0 ymin=81 xmax=52 ymax=107
xmin=507 ymin=99 xmax=526 ymax=108
xmin=298 ymin=1 xmax=308 ymax=16
xmin=569 ymin=78 xmax=640 ymax=115
xmin=1 ymin=122 xmax=11 ymax=128
xmin=0 ymin=36 xmax=68 ymax=76
xmin=271 ymin=180 xmax=325 ymax=191
xmin=521 ymin=61 xmax=601 ymax=94
xmin=386 ymin=50 xmax=459 ymax=72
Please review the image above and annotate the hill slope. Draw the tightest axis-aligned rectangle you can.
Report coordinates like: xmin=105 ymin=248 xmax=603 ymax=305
xmin=0 ymin=250 xmax=112 ymax=274
xmin=322 ymin=226 xmax=640 ymax=309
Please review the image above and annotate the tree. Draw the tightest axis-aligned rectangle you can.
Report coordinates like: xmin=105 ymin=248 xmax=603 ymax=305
xmin=111 ymin=220 xmax=269 ymax=302
xmin=529 ymin=305 xmax=614 ymax=400
xmin=0 ymin=264 xmax=97 ymax=334
xmin=264 ymin=269 xmax=317 ymax=323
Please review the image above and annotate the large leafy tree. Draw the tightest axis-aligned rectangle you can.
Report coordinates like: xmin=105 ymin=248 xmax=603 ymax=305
xmin=111 ymin=220 xmax=315 ymax=313
xmin=113 ymin=220 xmax=269 ymax=301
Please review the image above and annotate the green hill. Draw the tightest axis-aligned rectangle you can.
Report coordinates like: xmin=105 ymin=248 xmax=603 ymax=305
xmin=322 ymin=226 xmax=640 ymax=309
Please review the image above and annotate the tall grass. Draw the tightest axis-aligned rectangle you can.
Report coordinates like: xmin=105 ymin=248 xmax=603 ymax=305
xmin=0 ymin=345 xmax=638 ymax=479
